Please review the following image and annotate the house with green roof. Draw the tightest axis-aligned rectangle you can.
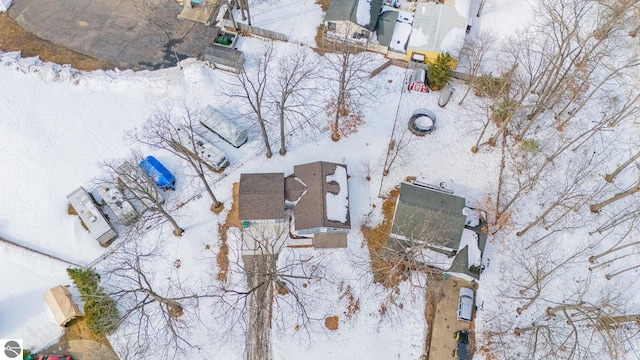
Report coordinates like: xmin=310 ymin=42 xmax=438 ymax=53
xmin=325 ymin=0 xmax=384 ymax=41
xmin=388 ymin=182 xmax=486 ymax=279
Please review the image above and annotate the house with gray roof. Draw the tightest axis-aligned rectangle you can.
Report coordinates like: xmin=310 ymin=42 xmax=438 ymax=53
xmin=388 ymin=182 xmax=486 ymax=279
xmin=325 ymin=0 xmax=384 ymax=41
xmin=238 ymin=162 xmax=351 ymax=251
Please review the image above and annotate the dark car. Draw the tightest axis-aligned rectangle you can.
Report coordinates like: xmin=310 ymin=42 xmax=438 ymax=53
xmin=453 ymin=330 xmax=469 ymax=360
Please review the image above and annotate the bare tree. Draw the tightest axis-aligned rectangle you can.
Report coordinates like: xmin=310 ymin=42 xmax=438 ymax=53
xmin=103 ymin=236 xmax=219 ymax=359
xmin=590 ymin=180 xmax=640 ymax=213
xmin=269 ymin=46 xmax=321 ymax=155
xmin=457 ymin=30 xmax=497 ymax=105
xmin=216 ymin=220 xmax=325 ymax=360
xmin=605 ymin=148 xmax=640 ymax=183
xmin=126 ymin=105 xmax=223 ymax=212
xmin=381 ymin=126 xmax=414 ymax=177
xmin=228 ymin=43 xmax=275 ymax=158
xmin=101 ymin=150 xmax=184 ymax=236
xmin=485 ymin=235 xmax=639 ymax=360
xmin=321 ymin=30 xmax=377 ymax=141
xmin=516 ymin=151 xmax=608 ymax=236
xmin=475 ymin=0 xmax=639 ymax=148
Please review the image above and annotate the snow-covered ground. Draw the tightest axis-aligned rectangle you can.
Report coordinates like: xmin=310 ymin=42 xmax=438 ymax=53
xmin=2 ymin=0 xmax=638 ymax=358
xmin=0 ymin=40 xmax=497 ymax=358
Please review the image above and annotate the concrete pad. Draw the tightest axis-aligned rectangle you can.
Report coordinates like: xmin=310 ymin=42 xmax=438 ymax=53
xmin=9 ymin=0 xmax=221 ymax=69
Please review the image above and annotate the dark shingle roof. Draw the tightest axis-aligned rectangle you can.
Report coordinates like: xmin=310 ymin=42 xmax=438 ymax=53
xmin=391 ymin=183 xmax=466 ymax=250
xmin=284 ymin=175 xmax=306 ymax=202
xmin=376 ymin=10 xmax=398 ymax=47
xmin=293 ymin=161 xmax=350 ymax=231
xmin=239 ymin=173 xmax=285 ymax=220
xmin=325 ymin=0 xmax=384 ymax=31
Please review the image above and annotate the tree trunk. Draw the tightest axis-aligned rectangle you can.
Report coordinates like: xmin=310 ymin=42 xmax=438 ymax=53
xmin=257 ymin=114 xmax=272 ymax=158
xmin=606 ymin=264 xmax=640 ymax=280
xmin=605 ymin=150 xmax=640 ymax=183
xmin=156 ymin=206 xmax=184 ymax=237
xmin=590 ymin=183 xmax=640 ymax=213
xmin=597 ymin=314 xmax=640 ymax=329
xmin=278 ymin=101 xmax=286 ymax=156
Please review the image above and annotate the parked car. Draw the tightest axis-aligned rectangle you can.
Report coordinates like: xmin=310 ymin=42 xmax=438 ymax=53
xmin=32 ymin=355 xmax=72 ymax=360
xmin=457 ymin=287 xmax=474 ymax=322
xmin=453 ymin=330 xmax=469 ymax=359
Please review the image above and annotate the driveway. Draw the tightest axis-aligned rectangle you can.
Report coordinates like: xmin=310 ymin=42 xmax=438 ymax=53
xmin=426 ymin=277 xmax=476 ymax=359
xmin=8 ymin=0 xmax=219 ymax=69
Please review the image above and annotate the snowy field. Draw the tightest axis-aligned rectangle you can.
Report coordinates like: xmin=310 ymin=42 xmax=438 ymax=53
xmin=0 ymin=45 xmax=496 ymax=356
xmin=2 ymin=0 xmax=639 ymax=358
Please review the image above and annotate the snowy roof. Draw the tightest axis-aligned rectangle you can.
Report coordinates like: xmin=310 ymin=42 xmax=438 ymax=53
xmin=292 ymin=161 xmax=351 ymax=231
xmin=376 ymin=8 xmax=413 ymax=52
xmin=407 ymin=0 xmax=470 ymax=57
xmin=238 ymin=173 xmax=285 ymax=220
xmin=390 ymin=182 xmax=466 ymax=251
xmin=325 ymin=0 xmax=384 ymax=31
xmin=0 ymin=0 xmax=11 ymax=12
xmin=66 ymin=187 xmax=115 ymax=242
xmin=458 ymin=228 xmax=481 ymax=269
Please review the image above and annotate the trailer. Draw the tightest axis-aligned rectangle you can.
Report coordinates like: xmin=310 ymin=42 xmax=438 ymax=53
xmin=116 ymin=161 xmax=165 ymax=208
xmin=94 ymin=185 xmax=139 ymax=226
xmin=172 ymin=127 xmax=229 ymax=172
xmin=66 ymin=187 xmax=117 ymax=246
xmin=198 ymin=105 xmax=248 ymax=147
xmin=139 ymin=156 xmax=176 ymax=190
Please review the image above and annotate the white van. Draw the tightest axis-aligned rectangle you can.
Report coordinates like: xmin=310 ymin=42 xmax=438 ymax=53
xmin=457 ymin=287 xmax=474 ymax=322
xmin=198 ymin=105 xmax=248 ymax=147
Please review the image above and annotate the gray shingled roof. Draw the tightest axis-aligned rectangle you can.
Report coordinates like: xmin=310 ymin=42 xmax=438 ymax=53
xmin=325 ymin=0 xmax=384 ymax=31
xmin=391 ymin=183 xmax=466 ymax=250
xmin=293 ymin=161 xmax=350 ymax=231
xmin=239 ymin=173 xmax=285 ymax=220
xmin=376 ymin=10 xmax=398 ymax=47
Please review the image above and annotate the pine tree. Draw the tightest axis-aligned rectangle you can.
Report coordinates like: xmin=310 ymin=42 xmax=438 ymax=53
xmin=67 ymin=268 xmax=120 ymax=336
xmin=427 ymin=53 xmax=453 ymax=91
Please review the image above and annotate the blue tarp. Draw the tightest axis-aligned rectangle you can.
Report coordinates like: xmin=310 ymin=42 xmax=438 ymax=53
xmin=139 ymin=156 xmax=176 ymax=190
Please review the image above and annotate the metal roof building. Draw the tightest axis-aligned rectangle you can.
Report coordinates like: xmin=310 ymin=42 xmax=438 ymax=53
xmin=405 ymin=0 xmax=471 ymax=66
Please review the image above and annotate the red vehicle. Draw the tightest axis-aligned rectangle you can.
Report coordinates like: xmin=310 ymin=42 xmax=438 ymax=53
xmin=35 ymin=355 xmax=72 ymax=360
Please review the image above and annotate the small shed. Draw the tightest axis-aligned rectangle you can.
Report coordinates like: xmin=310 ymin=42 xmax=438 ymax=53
xmin=408 ymin=68 xmax=429 ymax=93
xmin=66 ymin=187 xmax=117 ymax=246
xmin=44 ymin=285 xmax=83 ymax=326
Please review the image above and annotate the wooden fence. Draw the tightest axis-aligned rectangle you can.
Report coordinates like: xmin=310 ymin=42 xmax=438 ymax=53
xmin=220 ymin=18 xmax=288 ymax=42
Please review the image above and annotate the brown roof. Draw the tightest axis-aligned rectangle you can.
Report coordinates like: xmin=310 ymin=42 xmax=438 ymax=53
xmin=239 ymin=173 xmax=285 ymax=220
xmin=292 ymin=161 xmax=350 ymax=231
xmin=313 ymin=233 xmax=348 ymax=249
xmin=284 ymin=175 xmax=306 ymax=202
